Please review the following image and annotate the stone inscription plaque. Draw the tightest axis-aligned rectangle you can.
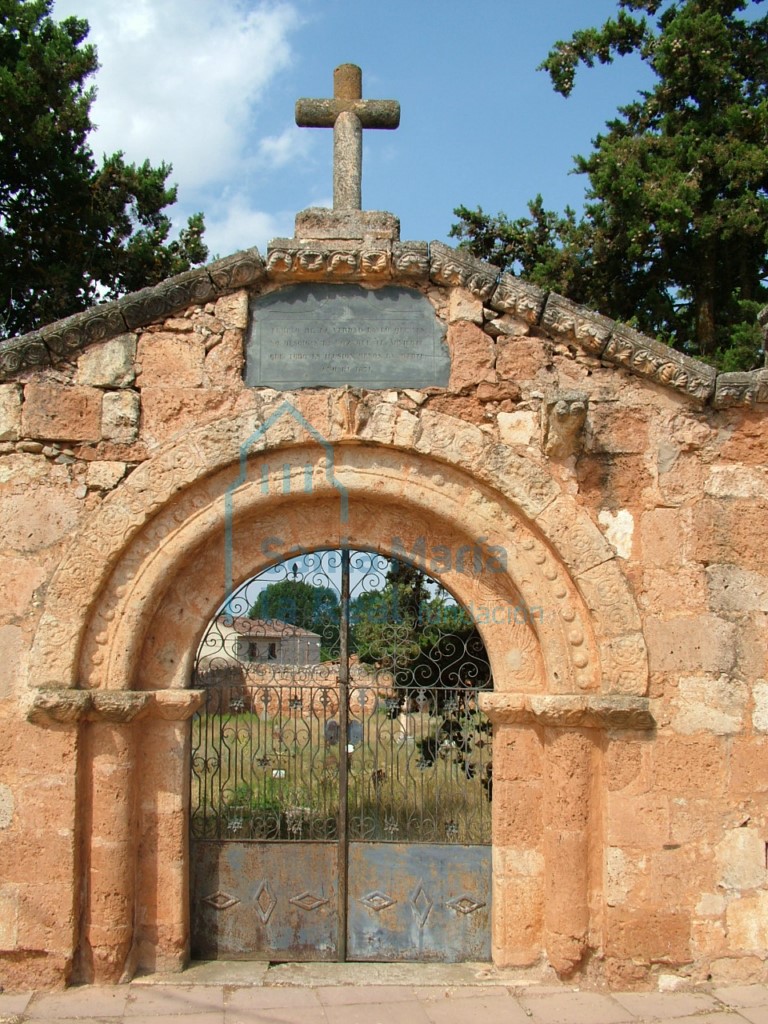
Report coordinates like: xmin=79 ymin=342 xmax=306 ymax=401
xmin=247 ymin=284 xmax=449 ymax=390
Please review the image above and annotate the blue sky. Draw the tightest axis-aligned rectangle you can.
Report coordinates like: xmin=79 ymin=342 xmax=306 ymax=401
xmin=51 ymin=0 xmax=656 ymax=259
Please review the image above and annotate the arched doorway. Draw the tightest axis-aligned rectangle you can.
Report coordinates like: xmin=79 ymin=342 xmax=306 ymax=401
xmin=189 ymin=549 xmax=493 ymax=962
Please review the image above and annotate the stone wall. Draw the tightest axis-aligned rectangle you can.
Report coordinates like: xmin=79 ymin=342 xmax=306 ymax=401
xmin=0 ymin=238 xmax=766 ymax=991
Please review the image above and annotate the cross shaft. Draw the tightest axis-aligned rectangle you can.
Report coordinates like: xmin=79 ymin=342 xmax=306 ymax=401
xmin=296 ymin=64 xmax=400 ymax=211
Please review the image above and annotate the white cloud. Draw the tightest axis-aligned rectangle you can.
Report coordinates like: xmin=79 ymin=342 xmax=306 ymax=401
xmin=52 ymin=0 xmax=303 ymax=189
xmin=257 ymin=124 xmax=311 ymax=170
xmin=202 ymin=192 xmax=295 ymax=257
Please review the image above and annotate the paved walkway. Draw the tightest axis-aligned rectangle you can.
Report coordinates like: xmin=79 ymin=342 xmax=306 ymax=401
xmin=1 ymin=963 xmax=767 ymax=1024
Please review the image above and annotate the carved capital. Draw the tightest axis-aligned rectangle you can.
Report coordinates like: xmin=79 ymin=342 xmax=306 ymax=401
xmin=26 ymin=689 xmax=92 ymax=726
xmin=479 ymin=692 xmax=653 ymax=730
xmin=87 ymin=692 xmax=152 ymax=723
xmin=147 ymin=689 xmax=206 ymax=721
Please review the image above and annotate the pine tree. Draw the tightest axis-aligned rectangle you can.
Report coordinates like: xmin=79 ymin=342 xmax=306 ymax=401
xmin=451 ymin=0 xmax=768 ymax=370
xmin=0 ymin=0 xmax=207 ymax=339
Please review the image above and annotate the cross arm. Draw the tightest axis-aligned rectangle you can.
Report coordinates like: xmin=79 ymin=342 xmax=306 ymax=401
xmin=295 ymin=98 xmax=400 ymax=129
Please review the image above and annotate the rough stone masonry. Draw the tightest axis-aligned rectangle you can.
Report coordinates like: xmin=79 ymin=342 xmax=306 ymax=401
xmin=0 ymin=64 xmax=766 ymax=992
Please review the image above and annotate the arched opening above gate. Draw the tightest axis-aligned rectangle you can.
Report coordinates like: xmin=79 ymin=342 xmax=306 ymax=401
xmin=190 ymin=548 xmax=494 ymax=963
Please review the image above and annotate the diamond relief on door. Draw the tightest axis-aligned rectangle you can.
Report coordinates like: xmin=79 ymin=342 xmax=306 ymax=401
xmin=203 ymin=890 xmax=240 ymax=911
xmin=289 ymin=891 xmax=329 ymax=912
xmin=253 ymin=880 xmax=278 ymax=924
xmin=359 ymin=891 xmax=397 ymax=912
xmin=409 ymin=881 xmax=434 ymax=928
xmin=446 ymin=894 xmax=486 ymax=916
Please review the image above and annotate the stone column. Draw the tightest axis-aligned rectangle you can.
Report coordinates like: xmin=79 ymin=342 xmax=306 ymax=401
xmin=490 ymin=722 xmax=545 ymax=967
xmin=542 ymin=727 xmax=594 ymax=975
xmin=133 ymin=691 xmax=204 ymax=974
xmin=480 ymin=692 xmax=652 ymax=975
xmin=81 ymin=693 xmax=150 ymax=984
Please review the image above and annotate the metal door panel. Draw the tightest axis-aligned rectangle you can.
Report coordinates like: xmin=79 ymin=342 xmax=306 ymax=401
xmin=347 ymin=843 xmax=491 ymax=962
xmin=191 ymin=841 xmax=338 ymax=960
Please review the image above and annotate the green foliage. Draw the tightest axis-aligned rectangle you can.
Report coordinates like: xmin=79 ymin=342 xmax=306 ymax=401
xmin=451 ymin=0 xmax=768 ymax=369
xmin=0 ymin=0 xmax=208 ymax=339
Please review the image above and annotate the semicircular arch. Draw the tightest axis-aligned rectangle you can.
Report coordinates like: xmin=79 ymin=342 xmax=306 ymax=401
xmin=27 ymin=406 xmax=647 ymax=698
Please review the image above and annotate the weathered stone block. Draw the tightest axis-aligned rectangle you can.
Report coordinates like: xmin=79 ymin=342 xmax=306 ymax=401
xmin=497 ymin=410 xmax=537 ymax=446
xmin=753 ymin=680 xmax=768 ymax=733
xmin=86 ymin=461 xmax=126 ymax=491
xmin=604 ymin=909 xmax=692 ymax=965
xmin=671 ymin=675 xmax=748 ymax=735
xmin=447 ymin=321 xmax=495 ymax=391
xmin=639 ymin=508 xmax=686 ymax=568
xmin=77 ymin=334 xmax=137 ymax=388
xmin=214 ymin=291 xmax=249 ymax=330
xmin=22 ymin=384 xmax=102 ymax=442
xmin=716 ymin=829 xmax=767 ymax=891
xmin=705 ymin=464 xmax=768 ymax=499
xmin=136 ymin=333 xmax=205 ymax=388
xmin=729 ymin=737 xmax=768 ymax=794
xmin=496 ymin=337 xmax=553 ymax=380
xmin=654 ymin=735 xmax=726 ymax=795
xmin=726 ymin=892 xmax=768 ymax=952
xmin=140 ymin=388 xmax=240 ymax=446
xmin=448 ymin=288 xmax=483 ymax=324
xmin=586 ymin=403 xmax=651 ymax=454
xmin=693 ymin=499 xmax=768 ymax=571
xmin=645 ymin=615 xmax=737 ymax=674
xmin=0 ymin=883 xmax=19 ymax=949
xmin=607 ymin=792 xmax=670 ymax=848
xmin=0 ymin=784 xmax=13 ymax=829
xmin=0 ymin=384 xmax=22 ymax=441
xmin=102 ymin=391 xmax=140 ymax=443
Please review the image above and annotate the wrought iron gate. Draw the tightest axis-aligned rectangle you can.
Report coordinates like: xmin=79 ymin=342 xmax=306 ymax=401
xmin=190 ymin=550 xmax=493 ymax=961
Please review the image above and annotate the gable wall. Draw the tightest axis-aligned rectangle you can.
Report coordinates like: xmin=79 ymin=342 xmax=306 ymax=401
xmin=0 ymin=250 xmax=766 ymax=990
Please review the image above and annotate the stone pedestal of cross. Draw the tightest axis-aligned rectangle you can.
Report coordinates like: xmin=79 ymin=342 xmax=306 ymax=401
xmin=296 ymin=64 xmax=400 ymax=212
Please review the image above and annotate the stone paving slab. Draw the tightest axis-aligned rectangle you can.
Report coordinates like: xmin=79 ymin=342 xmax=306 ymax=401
xmin=5 ymin=969 xmax=768 ymax=1024
xmin=714 ymin=987 xmax=768 ymax=1008
xmin=518 ymin=990 xmax=636 ymax=1024
xmin=738 ymin=1008 xmax=768 ymax=1024
xmin=612 ymin=992 xmax=720 ymax=1018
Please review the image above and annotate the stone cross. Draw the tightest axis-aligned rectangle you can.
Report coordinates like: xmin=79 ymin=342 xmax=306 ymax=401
xmin=295 ymin=64 xmax=400 ymax=212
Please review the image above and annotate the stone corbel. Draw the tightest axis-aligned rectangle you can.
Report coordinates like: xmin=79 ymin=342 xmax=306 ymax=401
xmin=479 ymin=692 xmax=654 ymax=731
xmin=543 ymin=391 xmax=588 ymax=458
